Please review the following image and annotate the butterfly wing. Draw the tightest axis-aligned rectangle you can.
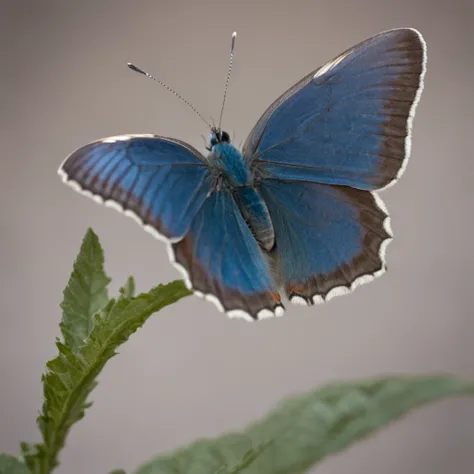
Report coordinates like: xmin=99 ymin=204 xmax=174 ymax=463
xmin=171 ymin=189 xmax=284 ymax=320
xmin=258 ymin=179 xmax=391 ymax=304
xmin=58 ymin=134 xmax=211 ymax=241
xmin=244 ymin=28 xmax=426 ymax=190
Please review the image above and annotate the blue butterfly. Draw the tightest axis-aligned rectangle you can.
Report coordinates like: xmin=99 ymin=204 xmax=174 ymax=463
xmin=58 ymin=28 xmax=426 ymax=321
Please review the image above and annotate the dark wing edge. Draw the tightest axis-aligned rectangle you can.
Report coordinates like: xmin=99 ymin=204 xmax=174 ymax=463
xmin=379 ymin=28 xmax=427 ymax=190
xmin=170 ymin=247 xmax=285 ymax=322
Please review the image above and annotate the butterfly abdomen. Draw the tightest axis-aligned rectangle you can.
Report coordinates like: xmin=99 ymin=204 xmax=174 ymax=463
xmin=233 ymin=186 xmax=275 ymax=252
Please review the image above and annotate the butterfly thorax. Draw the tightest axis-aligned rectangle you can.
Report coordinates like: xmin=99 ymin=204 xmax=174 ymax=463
xmin=208 ymin=141 xmax=275 ymax=251
xmin=208 ymin=142 xmax=251 ymax=186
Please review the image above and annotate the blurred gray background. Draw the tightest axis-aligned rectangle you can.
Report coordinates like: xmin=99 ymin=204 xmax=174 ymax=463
xmin=1 ymin=0 xmax=473 ymax=473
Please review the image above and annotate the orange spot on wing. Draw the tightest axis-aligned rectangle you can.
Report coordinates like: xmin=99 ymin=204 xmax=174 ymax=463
xmin=287 ymin=284 xmax=306 ymax=294
xmin=270 ymin=292 xmax=281 ymax=303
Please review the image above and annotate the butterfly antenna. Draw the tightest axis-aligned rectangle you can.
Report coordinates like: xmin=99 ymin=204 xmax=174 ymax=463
xmin=127 ymin=62 xmax=212 ymax=129
xmin=218 ymin=31 xmax=237 ymax=132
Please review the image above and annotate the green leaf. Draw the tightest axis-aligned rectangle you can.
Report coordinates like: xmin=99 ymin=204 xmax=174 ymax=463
xmin=60 ymin=228 xmax=111 ymax=353
xmin=135 ymin=375 xmax=474 ymax=474
xmin=119 ymin=276 xmax=136 ymax=299
xmin=0 ymin=455 xmax=30 ymax=474
xmin=214 ymin=442 xmax=272 ymax=474
xmin=23 ymin=258 xmax=191 ymax=474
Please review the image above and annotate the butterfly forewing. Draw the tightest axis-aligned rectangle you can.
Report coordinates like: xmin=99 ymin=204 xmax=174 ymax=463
xmin=59 ymin=135 xmax=211 ymax=241
xmin=245 ymin=28 xmax=426 ymax=191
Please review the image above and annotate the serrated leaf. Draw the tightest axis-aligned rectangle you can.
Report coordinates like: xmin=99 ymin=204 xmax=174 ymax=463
xmin=135 ymin=375 xmax=474 ymax=474
xmin=119 ymin=276 xmax=135 ymax=299
xmin=0 ymin=454 xmax=30 ymax=474
xmin=23 ymin=278 xmax=191 ymax=474
xmin=60 ymin=228 xmax=111 ymax=352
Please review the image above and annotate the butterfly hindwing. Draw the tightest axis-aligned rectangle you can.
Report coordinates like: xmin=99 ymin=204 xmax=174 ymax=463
xmin=59 ymin=135 xmax=211 ymax=241
xmin=171 ymin=189 xmax=284 ymax=320
xmin=244 ymin=28 xmax=426 ymax=190
xmin=258 ymin=179 xmax=391 ymax=304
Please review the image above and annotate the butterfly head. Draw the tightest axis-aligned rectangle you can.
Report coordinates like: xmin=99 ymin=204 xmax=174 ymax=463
xmin=209 ymin=128 xmax=231 ymax=148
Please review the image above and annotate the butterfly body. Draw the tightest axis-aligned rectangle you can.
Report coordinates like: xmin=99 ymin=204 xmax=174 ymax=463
xmin=59 ymin=28 xmax=427 ymax=321
xmin=206 ymin=129 xmax=275 ymax=251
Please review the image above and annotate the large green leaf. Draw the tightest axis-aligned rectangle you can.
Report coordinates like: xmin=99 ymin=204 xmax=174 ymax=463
xmin=60 ymin=228 xmax=111 ymax=353
xmin=136 ymin=375 xmax=474 ymax=474
xmin=21 ymin=229 xmax=192 ymax=474
xmin=0 ymin=455 xmax=30 ymax=474
xmin=22 ymin=279 xmax=190 ymax=474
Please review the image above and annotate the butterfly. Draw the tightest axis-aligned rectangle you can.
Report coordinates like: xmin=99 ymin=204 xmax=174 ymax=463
xmin=58 ymin=28 xmax=427 ymax=321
